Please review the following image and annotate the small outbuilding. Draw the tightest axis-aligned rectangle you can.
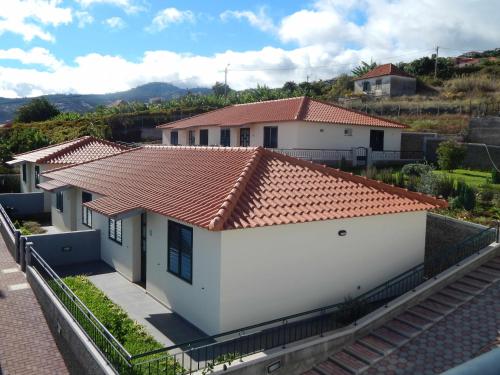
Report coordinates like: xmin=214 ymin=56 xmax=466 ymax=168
xmin=354 ymin=63 xmax=417 ymax=97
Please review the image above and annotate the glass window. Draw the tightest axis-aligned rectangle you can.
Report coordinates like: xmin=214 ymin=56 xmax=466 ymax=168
xmin=344 ymin=128 xmax=353 ymax=136
xmin=199 ymin=129 xmax=209 ymax=146
xmin=108 ymin=218 xmax=122 ymax=245
xmin=220 ymin=128 xmax=231 ymax=146
xmin=35 ymin=165 xmax=40 ymax=185
xmin=188 ymin=130 xmax=195 ymax=146
xmin=168 ymin=221 xmax=193 ymax=283
xmin=56 ymin=191 xmax=63 ymax=212
xmin=170 ymin=131 xmax=179 ymax=146
xmin=263 ymin=126 xmax=278 ymax=148
xmin=239 ymin=128 xmax=250 ymax=147
xmin=362 ymin=81 xmax=370 ymax=91
xmin=82 ymin=191 xmax=92 ymax=227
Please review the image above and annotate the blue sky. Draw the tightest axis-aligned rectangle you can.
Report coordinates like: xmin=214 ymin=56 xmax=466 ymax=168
xmin=0 ymin=0 xmax=499 ymax=97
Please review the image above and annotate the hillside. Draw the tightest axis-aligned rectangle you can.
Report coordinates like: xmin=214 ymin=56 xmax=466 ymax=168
xmin=0 ymin=82 xmax=210 ymax=123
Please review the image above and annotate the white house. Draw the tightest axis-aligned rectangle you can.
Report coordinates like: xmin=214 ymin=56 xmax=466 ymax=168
xmin=157 ymin=97 xmax=409 ymax=163
xmin=7 ymin=137 xmax=128 ymax=211
xmin=353 ymin=63 xmax=417 ymax=97
xmin=39 ymin=145 xmax=446 ymax=335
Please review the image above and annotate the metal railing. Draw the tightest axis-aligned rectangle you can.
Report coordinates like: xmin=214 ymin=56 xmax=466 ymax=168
xmin=275 ymin=148 xmax=353 ymax=162
xmin=371 ymin=150 xmax=425 ymax=161
xmin=0 ymin=203 xmax=20 ymax=259
xmin=26 ymin=225 xmax=498 ymax=375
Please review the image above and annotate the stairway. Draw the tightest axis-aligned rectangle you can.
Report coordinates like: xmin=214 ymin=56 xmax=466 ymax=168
xmin=303 ymin=256 xmax=500 ymax=375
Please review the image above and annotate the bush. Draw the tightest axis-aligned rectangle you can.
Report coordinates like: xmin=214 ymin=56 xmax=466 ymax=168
xmin=437 ymin=140 xmax=466 ymax=171
xmin=435 ymin=174 xmax=456 ymax=198
xmin=406 ymin=175 xmax=420 ymax=191
xmin=417 ymin=172 xmax=439 ymax=195
xmin=492 ymin=169 xmax=500 ymax=184
xmin=454 ymin=180 xmax=477 ymax=211
xmin=401 ymin=163 xmax=433 ymax=177
xmin=15 ymin=97 xmax=60 ymax=123
xmin=394 ymin=171 xmax=405 ymax=187
xmin=375 ymin=169 xmax=396 ymax=185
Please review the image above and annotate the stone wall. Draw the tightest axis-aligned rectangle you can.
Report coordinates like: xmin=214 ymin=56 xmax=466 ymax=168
xmin=468 ymin=117 xmax=500 ymax=146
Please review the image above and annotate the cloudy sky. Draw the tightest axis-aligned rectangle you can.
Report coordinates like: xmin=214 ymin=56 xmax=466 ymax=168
xmin=1 ymin=0 xmax=499 ymax=98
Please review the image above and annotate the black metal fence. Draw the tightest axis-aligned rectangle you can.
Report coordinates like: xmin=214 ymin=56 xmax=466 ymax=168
xmin=27 ymin=225 xmax=498 ymax=375
xmin=0 ymin=203 xmax=20 ymax=260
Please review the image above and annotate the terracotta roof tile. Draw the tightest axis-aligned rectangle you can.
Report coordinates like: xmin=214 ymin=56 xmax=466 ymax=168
xmin=11 ymin=136 xmax=128 ymax=165
xmin=354 ymin=63 xmax=414 ymax=80
xmin=157 ymin=97 xmax=408 ymax=130
xmin=42 ymin=146 xmax=446 ymax=230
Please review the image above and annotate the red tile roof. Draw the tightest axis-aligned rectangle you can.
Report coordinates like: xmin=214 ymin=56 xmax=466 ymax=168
xmin=10 ymin=136 xmax=129 ymax=165
xmin=354 ymin=63 xmax=414 ymax=80
xmin=157 ymin=97 xmax=408 ymax=130
xmin=42 ymin=146 xmax=446 ymax=231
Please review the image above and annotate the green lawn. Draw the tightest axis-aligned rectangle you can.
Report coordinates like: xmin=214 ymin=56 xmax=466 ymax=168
xmin=433 ymin=169 xmax=500 ymax=191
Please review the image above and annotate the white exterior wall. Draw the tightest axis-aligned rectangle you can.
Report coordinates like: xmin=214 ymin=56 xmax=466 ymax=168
xmin=51 ymin=188 xmax=76 ymax=232
xmin=161 ymin=121 xmax=402 ymax=151
xmin=218 ymin=211 xmax=427 ymax=332
xmin=145 ymin=212 xmax=222 ymax=335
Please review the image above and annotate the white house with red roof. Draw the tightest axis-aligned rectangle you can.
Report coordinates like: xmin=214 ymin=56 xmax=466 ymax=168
xmin=39 ymin=145 xmax=446 ymax=335
xmin=7 ymin=136 xmax=128 ymax=211
xmin=353 ymin=63 xmax=417 ymax=97
xmin=157 ymin=97 xmax=410 ymax=164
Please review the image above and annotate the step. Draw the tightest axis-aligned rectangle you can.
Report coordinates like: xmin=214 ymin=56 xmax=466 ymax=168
xmin=384 ymin=319 xmax=421 ymax=338
xmin=439 ymin=287 xmax=473 ymax=302
xmin=303 ymin=370 xmax=321 ymax=375
xmin=359 ymin=335 xmax=395 ymax=355
xmin=372 ymin=327 xmax=408 ymax=346
xmin=483 ymin=262 xmax=500 ymax=272
xmin=395 ymin=313 xmax=433 ymax=330
xmin=418 ymin=299 xmax=454 ymax=315
xmin=407 ymin=305 xmax=442 ymax=322
xmin=468 ymin=270 xmax=498 ymax=283
xmin=429 ymin=293 xmax=462 ymax=307
xmin=448 ymin=281 xmax=482 ymax=295
xmin=486 ymin=257 xmax=500 ymax=266
xmin=459 ymin=276 xmax=489 ymax=290
xmin=477 ymin=266 xmax=500 ymax=277
xmin=330 ymin=350 xmax=369 ymax=373
xmin=315 ymin=359 xmax=352 ymax=375
xmin=344 ymin=342 xmax=382 ymax=364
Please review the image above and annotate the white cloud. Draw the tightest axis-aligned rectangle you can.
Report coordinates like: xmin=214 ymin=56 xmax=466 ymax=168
xmin=75 ymin=11 xmax=94 ymax=28
xmin=0 ymin=47 xmax=62 ymax=70
xmin=75 ymin=0 xmax=145 ymax=14
xmin=104 ymin=16 xmax=125 ymax=30
xmin=0 ymin=0 xmax=72 ymax=42
xmin=147 ymin=8 xmax=195 ymax=32
xmin=220 ymin=7 xmax=275 ymax=32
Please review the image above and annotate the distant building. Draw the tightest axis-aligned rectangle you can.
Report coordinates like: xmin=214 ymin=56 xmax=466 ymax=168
xmin=353 ymin=63 xmax=417 ymax=97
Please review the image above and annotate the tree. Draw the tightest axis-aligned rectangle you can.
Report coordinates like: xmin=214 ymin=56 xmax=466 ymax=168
xmin=15 ymin=97 xmax=60 ymax=123
xmin=436 ymin=140 xmax=466 ymax=171
xmin=8 ymin=127 xmax=50 ymax=154
xmin=351 ymin=61 xmax=377 ymax=77
xmin=328 ymin=74 xmax=354 ymax=99
xmin=212 ymin=81 xmax=231 ymax=97
xmin=282 ymin=81 xmax=298 ymax=94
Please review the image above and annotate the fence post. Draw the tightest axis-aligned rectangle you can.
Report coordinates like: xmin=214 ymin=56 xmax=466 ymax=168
xmin=496 ymin=221 xmax=500 ymax=244
xmin=20 ymin=236 xmax=26 ymax=272
xmin=351 ymin=148 xmax=357 ymax=167
xmin=25 ymin=241 xmax=33 ymax=269
xmin=14 ymin=230 xmax=21 ymax=264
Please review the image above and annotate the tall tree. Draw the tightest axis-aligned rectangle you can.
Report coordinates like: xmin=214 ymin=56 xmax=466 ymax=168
xmin=15 ymin=97 xmax=60 ymax=123
xmin=351 ymin=61 xmax=377 ymax=77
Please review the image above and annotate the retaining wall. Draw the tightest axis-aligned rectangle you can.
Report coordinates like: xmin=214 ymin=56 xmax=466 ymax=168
xmin=0 ymin=192 xmax=44 ymax=217
xmin=468 ymin=117 xmax=500 ymax=146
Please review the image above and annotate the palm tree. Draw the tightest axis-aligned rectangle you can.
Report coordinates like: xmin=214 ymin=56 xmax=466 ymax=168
xmin=351 ymin=61 xmax=377 ymax=77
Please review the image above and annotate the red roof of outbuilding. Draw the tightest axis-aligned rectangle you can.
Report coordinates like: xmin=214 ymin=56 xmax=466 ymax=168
xmin=10 ymin=136 xmax=129 ymax=165
xmin=354 ymin=63 xmax=414 ymax=80
xmin=42 ymin=146 xmax=446 ymax=231
xmin=157 ymin=97 xmax=408 ymax=130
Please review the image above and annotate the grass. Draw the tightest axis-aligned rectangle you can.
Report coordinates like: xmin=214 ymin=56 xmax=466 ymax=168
xmin=53 ymin=275 xmax=179 ymax=374
xmin=433 ymin=169 xmax=500 ymax=191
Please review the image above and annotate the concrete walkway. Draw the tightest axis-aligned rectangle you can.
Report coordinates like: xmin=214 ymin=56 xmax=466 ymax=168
xmin=0 ymin=235 xmax=71 ymax=374
xmin=56 ymin=262 xmax=208 ymax=351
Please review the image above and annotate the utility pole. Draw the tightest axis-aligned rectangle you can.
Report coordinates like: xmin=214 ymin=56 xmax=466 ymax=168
xmin=434 ymin=46 xmax=439 ymax=79
xmin=224 ymin=64 xmax=230 ymax=98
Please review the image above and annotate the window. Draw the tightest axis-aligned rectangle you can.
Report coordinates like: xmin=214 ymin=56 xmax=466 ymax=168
xmin=168 ymin=221 xmax=193 ymax=283
xmin=188 ymin=130 xmax=195 ymax=146
xmin=35 ymin=165 xmax=40 ymax=185
xmin=263 ymin=126 xmax=278 ymax=148
xmin=170 ymin=131 xmax=179 ymax=146
xmin=82 ymin=191 xmax=92 ymax=227
xmin=375 ymin=79 xmax=382 ymax=89
xmin=199 ymin=129 xmax=209 ymax=146
xmin=362 ymin=81 xmax=370 ymax=92
xmin=22 ymin=164 xmax=26 ymax=182
xmin=108 ymin=218 xmax=122 ymax=245
xmin=239 ymin=128 xmax=250 ymax=147
xmin=370 ymin=130 xmax=385 ymax=152
xmin=56 ymin=191 xmax=63 ymax=212
xmin=220 ymin=128 xmax=230 ymax=147
xmin=344 ymin=128 xmax=353 ymax=136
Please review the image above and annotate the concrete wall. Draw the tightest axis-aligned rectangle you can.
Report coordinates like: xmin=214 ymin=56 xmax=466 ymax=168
xmin=354 ymin=76 xmax=391 ymax=96
xmin=389 ymin=76 xmax=417 ymax=97
xmin=0 ymin=192 xmax=44 ymax=217
xmin=468 ymin=117 xmax=500 ymax=146
xmin=218 ymin=211 xmax=427 ymax=333
xmin=51 ymin=188 xmax=77 ymax=232
xmin=25 ymin=229 xmax=101 ymax=267
xmin=162 ymin=121 xmax=402 ymax=151
xmin=145 ymin=212 xmax=222 ymax=335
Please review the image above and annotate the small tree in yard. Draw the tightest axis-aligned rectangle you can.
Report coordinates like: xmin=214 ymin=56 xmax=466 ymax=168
xmin=437 ymin=140 xmax=466 ymax=171
xmin=15 ymin=97 xmax=60 ymax=123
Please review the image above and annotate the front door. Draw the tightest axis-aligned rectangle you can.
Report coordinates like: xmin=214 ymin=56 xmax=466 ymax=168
xmin=140 ymin=213 xmax=147 ymax=284
xmin=370 ymin=130 xmax=384 ymax=151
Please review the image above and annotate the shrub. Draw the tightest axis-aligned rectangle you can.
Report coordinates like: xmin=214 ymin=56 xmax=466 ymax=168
xmin=435 ymin=174 xmax=456 ymax=198
xmin=454 ymin=180 xmax=476 ymax=211
xmin=417 ymin=172 xmax=439 ymax=195
xmin=394 ymin=171 xmax=405 ymax=187
xmin=437 ymin=140 xmax=466 ymax=171
xmin=444 ymin=75 xmax=500 ymax=96
xmin=492 ymin=168 xmax=500 ymax=184
xmin=375 ymin=169 xmax=395 ymax=185
xmin=401 ymin=163 xmax=433 ymax=177
xmin=406 ymin=175 xmax=420 ymax=191
xmin=478 ymin=188 xmax=495 ymax=206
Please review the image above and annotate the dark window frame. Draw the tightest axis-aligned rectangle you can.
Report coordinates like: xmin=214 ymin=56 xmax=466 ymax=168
xmin=170 ymin=131 xmax=179 ymax=146
xmin=81 ymin=191 xmax=93 ymax=228
xmin=362 ymin=81 xmax=370 ymax=91
xmin=263 ymin=126 xmax=278 ymax=148
xmin=34 ymin=165 xmax=40 ymax=185
xmin=199 ymin=129 xmax=209 ymax=146
xmin=56 ymin=191 xmax=64 ymax=212
xmin=22 ymin=164 xmax=27 ymax=182
xmin=108 ymin=218 xmax=122 ymax=245
xmin=167 ymin=220 xmax=193 ymax=284
xmin=188 ymin=130 xmax=195 ymax=146
xmin=239 ymin=128 xmax=250 ymax=147
xmin=220 ymin=128 xmax=231 ymax=147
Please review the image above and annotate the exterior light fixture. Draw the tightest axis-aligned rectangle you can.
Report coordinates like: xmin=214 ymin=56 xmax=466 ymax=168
xmin=267 ymin=361 xmax=281 ymax=373
xmin=338 ymin=230 xmax=347 ymax=236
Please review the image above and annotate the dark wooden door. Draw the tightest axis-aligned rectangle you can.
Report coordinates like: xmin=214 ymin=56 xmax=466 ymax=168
xmin=370 ymin=130 xmax=384 ymax=151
